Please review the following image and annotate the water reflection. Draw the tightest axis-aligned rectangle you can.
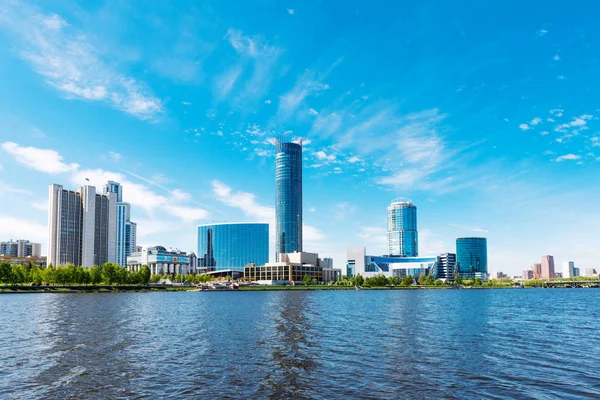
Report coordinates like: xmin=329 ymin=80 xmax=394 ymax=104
xmin=259 ymin=291 xmax=320 ymax=399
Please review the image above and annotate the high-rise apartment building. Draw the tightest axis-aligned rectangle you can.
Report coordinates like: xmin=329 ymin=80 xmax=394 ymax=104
xmin=387 ymin=199 xmax=418 ymax=257
xmin=103 ymin=181 xmax=137 ymax=267
xmin=540 ymin=255 xmax=555 ymax=280
xmin=562 ymin=261 xmax=575 ymax=279
xmin=456 ymin=237 xmax=488 ymax=277
xmin=48 ymin=183 xmax=117 ymax=268
xmin=275 ymin=140 xmax=302 ymax=260
xmin=198 ymin=222 xmax=269 ymax=272
xmin=532 ymin=263 xmax=542 ymax=279
xmin=0 ymin=240 xmax=39 ymax=257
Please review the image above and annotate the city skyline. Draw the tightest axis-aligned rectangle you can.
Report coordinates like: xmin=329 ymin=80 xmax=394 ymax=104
xmin=1 ymin=1 xmax=600 ymax=275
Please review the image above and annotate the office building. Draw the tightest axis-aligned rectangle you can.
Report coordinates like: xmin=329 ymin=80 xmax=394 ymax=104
xmin=127 ymin=246 xmax=191 ymax=275
xmin=456 ymin=237 xmax=488 ymax=278
xmin=346 ymin=246 xmax=436 ymax=279
xmin=584 ymin=268 xmax=598 ymax=277
xmin=522 ymin=270 xmax=534 ymax=280
xmin=103 ymin=181 xmax=137 ymax=267
xmin=387 ymin=199 xmax=418 ymax=257
xmin=245 ymin=251 xmax=340 ymax=284
xmin=540 ymin=255 xmax=555 ymax=280
xmin=48 ymin=183 xmax=117 ymax=268
xmin=433 ymin=253 xmax=457 ymax=280
xmin=532 ymin=263 xmax=542 ymax=279
xmin=573 ymin=267 xmax=580 ymax=277
xmin=197 ymin=222 xmax=269 ymax=272
xmin=563 ymin=261 xmax=575 ymax=279
xmin=275 ymin=140 xmax=303 ymax=260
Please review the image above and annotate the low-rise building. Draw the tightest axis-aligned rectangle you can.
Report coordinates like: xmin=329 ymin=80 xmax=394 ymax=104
xmin=433 ymin=253 xmax=457 ymax=280
xmin=127 ymin=246 xmax=191 ymax=275
xmin=0 ymin=254 xmax=47 ymax=268
xmin=244 ymin=252 xmax=340 ymax=284
xmin=584 ymin=268 xmax=598 ymax=277
xmin=346 ymin=246 xmax=436 ymax=279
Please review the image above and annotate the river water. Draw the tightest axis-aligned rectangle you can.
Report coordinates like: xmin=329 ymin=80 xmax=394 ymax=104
xmin=1 ymin=289 xmax=599 ymax=399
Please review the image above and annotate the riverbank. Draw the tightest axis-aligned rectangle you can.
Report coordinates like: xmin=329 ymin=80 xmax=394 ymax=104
xmin=0 ymin=285 xmax=195 ymax=293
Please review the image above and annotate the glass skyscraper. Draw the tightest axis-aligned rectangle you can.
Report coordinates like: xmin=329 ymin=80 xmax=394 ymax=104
xmin=275 ymin=140 xmax=303 ymax=260
xmin=387 ymin=199 xmax=418 ymax=257
xmin=197 ymin=223 xmax=269 ymax=272
xmin=103 ymin=181 xmax=136 ymax=267
xmin=456 ymin=237 xmax=488 ymax=277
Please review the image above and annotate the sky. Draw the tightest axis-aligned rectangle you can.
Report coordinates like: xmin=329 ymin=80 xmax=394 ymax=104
xmin=1 ymin=0 xmax=600 ymax=276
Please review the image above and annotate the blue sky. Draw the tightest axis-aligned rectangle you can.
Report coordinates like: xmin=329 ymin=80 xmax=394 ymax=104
xmin=1 ymin=0 xmax=600 ymax=275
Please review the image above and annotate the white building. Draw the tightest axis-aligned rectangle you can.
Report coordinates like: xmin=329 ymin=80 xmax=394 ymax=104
xmin=48 ymin=183 xmax=117 ymax=268
xmin=346 ymin=246 xmax=436 ymax=279
xmin=244 ymin=251 xmax=341 ymax=285
xmin=0 ymin=240 xmax=41 ymax=257
xmin=562 ymin=261 xmax=575 ymax=279
xmin=127 ymin=246 xmax=191 ymax=275
xmin=103 ymin=181 xmax=137 ymax=267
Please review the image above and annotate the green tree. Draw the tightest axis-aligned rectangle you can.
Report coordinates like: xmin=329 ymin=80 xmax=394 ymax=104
xmin=139 ymin=265 xmax=151 ymax=285
xmin=424 ymin=274 xmax=436 ymax=285
xmin=354 ymin=273 xmax=364 ymax=287
xmin=473 ymin=277 xmax=483 ymax=286
xmin=90 ymin=265 xmax=102 ymax=285
xmin=401 ymin=275 xmax=413 ymax=286
xmin=101 ymin=263 xmax=118 ymax=285
xmin=434 ymin=279 xmax=443 ymax=286
xmin=453 ymin=274 xmax=462 ymax=286
xmin=0 ymin=262 xmax=12 ymax=284
xmin=417 ymin=273 xmax=426 ymax=285
xmin=302 ymin=274 xmax=312 ymax=286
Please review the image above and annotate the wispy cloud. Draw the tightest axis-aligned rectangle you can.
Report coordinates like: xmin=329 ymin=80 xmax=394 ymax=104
xmin=108 ymin=151 xmax=123 ymax=162
xmin=1 ymin=142 xmax=79 ymax=174
xmin=0 ymin=4 xmax=163 ymax=120
xmin=519 ymin=123 xmax=530 ymax=131
xmin=537 ymin=29 xmax=548 ymax=36
xmin=287 ymin=8 xmax=295 ymax=15
xmin=448 ymin=223 xmax=488 ymax=233
xmin=555 ymin=154 xmax=581 ymax=162
xmin=314 ymin=150 xmax=336 ymax=161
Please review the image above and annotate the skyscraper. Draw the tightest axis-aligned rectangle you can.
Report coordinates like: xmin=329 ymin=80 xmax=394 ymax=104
xmin=48 ymin=183 xmax=117 ymax=268
xmin=456 ymin=237 xmax=488 ymax=277
xmin=563 ymin=261 xmax=575 ymax=279
xmin=387 ymin=199 xmax=418 ymax=257
xmin=275 ymin=140 xmax=302 ymax=260
xmin=103 ymin=181 xmax=137 ymax=267
xmin=197 ymin=223 xmax=269 ymax=271
xmin=541 ymin=255 xmax=555 ymax=279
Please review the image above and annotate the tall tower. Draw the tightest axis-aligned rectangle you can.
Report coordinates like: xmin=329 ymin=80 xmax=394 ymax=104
xmin=275 ymin=140 xmax=303 ymax=260
xmin=456 ymin=237 xmax=488 ymax=277
xmin=103 ymin=181 xmax=136 ymax=267
xmin=387 ymin=199 xmax=418 ymax=257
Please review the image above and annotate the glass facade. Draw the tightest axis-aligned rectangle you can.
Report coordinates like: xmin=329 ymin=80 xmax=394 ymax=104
xmin=387 ymin=200 xmax=418 ymax=256
xmin=276 ymin=141 xmax=303 ymax=259
xmin=198 ymin=223 xmax=269 ymax=272
xmin=456 ymin=237 xmax=488 ymax=276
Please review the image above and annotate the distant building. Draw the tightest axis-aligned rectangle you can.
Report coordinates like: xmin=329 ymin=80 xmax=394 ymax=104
xmin=103 ymin=181 xmax=137 ymax=267
xmin=584 ymin=268 xmax=598 ymax=277
xmin=387 ymin=199 xmax=418 ymax=257
xmin=554 ymin=272 xmax=563 ymax=278
xmin=188 ymin=252 xmax=198 ymax=274
xmin=573 ymin=267 xmax=580 ymax=277
xmin=48 ymin=183 xmax=117 ymax=267
xmin=0 ymin=254 xmax=47 ymax=268
xmin=533 ymin=263 xmax=542 ymax=279
xmin=563 ymin=261 xmax=575 ymax=279
xmin=494 ymin=272 xmax=507 ymax=279
xmin=197 ymin=222 xmax=269 ymax=272
xmin=244 ymin=251 xmax=340 ymax=284
xmin=540 ymin=255 xmax=555 ymax=280
xmin=456 ymin=237 xmax=488 ymax=278
xmin=0 ymin=240 xmax=41 ymax=257
xmin=522 ymin=270 xmax=534 ymax=280
xmin=275 ymin=140 xmax=303 ymax=260
xmin=346 ymin=246 xmax=436 ymax=279
xmin=127 ymin=246 xmax=190 ymax=275
xmin=433 ymin=253 xmax=457 ymax=280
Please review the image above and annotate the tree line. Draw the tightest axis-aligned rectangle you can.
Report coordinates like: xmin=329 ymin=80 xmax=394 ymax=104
xmin=0 ymin=262 xmax=151 ymax=286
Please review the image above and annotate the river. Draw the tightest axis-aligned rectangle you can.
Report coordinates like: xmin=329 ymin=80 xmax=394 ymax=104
xmin=1 ymin=289 xmax=599 ymax=399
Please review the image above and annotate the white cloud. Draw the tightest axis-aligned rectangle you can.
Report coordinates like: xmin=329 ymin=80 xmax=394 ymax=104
xmin=554 ymin=55 xmax=561 ymax=61
xmin=171 ymin=189 xmax=191 ymax=202
xmin=549 ymin=109 xmax=564 ymax=117
xmin=348 ymin=156 xmax=361 ymax=163
xmin=211 ymin=180 xmax=274 ymax=222
xmin=108 ymin=151 xmax=123 ymax=162
xmin=2 ymin=5 xmax=162 ymax=120
xmin=182 ymin=101 xmax=192 ymax=106
xmin=304 ymin=225 xmax=326 ymax=242
xmin=555 ymin=115 xmax=592 ymax=132
xmin=30 ymin=200 xmax=48 ymax=211
xmin=540 ymin=131 xmax=549 ymax=136
xmin=519 ymin=124 xmax=530 ymax=131
xmin=287 ymin=8 xmax=295 ymax=15
xmin=531 ymin=117 xmax=542 ymax=125
xmin=264 ymin=99 xmax=271 ymax=104
xmin=163 ymin=205 xmax=208 ymax=222
xmin=314 ymin=150 xmax=336 ymax=161
xmin=537 ymin=29 xmax=548 ymax=36
xmin=309 ymin=207 xmax=316 ymax=213
xmin=214 ymin=66 xmax=243 ymax=100
xmin=591 ymin=137 xmax=600 ymax=147
xmin=0 ymin=216 xmax=47 ymax=244
xmin=556 ymin=154 xmax=581 ymax=162
xmin=308 ymin=108 xmax=319 ymax=116
xmin=1 ymin=142 xmax=79 ymax=174
xmin=0 ymin=181 xmax=31 ymax=196
xmin=448 ymin=223 xmax=488 ymax=233
xmin=557 ymin=75 xmax=565 ymax=80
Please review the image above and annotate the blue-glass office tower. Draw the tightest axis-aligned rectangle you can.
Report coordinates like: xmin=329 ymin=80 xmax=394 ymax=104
xmin=103 ymin=181 xmax=137 ymax=267
xmin=197 ymin=223 xmax=269 ymax=271
xmin=275 ymin=140 xmax=303 ymax=260
xmin=456 ymin=237 xmax=487 ymax=277
xmin=387 ymin=199 xmax=418 ymax=257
